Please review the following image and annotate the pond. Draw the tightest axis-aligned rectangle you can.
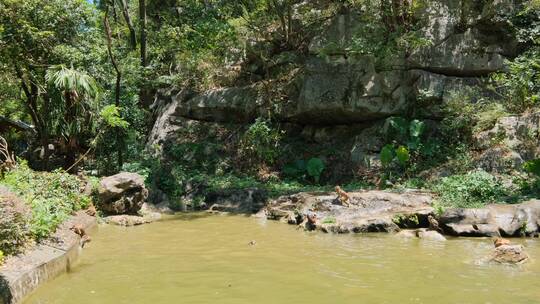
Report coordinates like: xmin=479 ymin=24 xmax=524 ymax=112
xmin=25 ymin=213 xmax=540 ymax=304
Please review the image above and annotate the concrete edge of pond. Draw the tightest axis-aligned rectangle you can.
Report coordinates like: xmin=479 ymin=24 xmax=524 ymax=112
xmin=0 ymin=211 xmax=97 ymax=304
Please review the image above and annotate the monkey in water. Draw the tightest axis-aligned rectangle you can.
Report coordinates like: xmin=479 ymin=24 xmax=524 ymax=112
xmin=300 ymin=213 xmax=318 ymax=231
xmin=335 ymin=186 xmax=351 ymax=207
xmin=70 ymin=224 xmax=91 ymax=248
xmin=493 ymin=237 xmax=511 ymax=248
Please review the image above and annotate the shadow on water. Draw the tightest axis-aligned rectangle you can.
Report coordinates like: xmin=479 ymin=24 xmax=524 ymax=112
xmin=161 ymin=211 xmax=254 ymax=222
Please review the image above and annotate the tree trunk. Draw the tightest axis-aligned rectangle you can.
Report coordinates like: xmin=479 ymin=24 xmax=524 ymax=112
xmin=104 ymin=7 xmax=124 ymax=170
xmin=138 ymin=0 xmax=151 ymax=108
xmin=139 ymin=0 xmax=147 ymax=67
xmin=117 ymin=0 xmax=137 ymax=50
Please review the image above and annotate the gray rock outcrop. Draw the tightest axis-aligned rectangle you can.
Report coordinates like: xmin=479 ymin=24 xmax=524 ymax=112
xmin=439 ymin=200 xmax=540 ymax=237
xmin=263 ymin=190 xmax=434 ymax=233
xmin=474 ymin=111 xmax=540 ymax=172
xmin=152 ymin=0 xmax=518 ymax=127
xmin=97 ymin=172 xmax=148 ymax=215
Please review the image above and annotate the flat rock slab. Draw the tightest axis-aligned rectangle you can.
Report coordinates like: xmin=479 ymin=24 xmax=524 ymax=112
xmin=0 ymin=212 xmax=96 ymax=304
xmin=396 ymin=229 xmax=447 ymax=241
xmin=263 ymin=190 xmax=434 ymax=233
xmin=440 ymin=200 xmax=540 ymax=237
xmin=103 ymin=214 xmax=157 ymax=226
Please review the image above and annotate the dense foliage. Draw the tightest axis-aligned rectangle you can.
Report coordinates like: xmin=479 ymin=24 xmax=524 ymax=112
xmin=0 ymin=0 xmax=540 ymax=244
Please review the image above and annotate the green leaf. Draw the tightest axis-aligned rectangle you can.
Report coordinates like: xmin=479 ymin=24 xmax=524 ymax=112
xmin=395 ymin=145 xmax=410 ymax=166
xmin=100 ymin=105 xmax=129 ymax=129
xmin=380 ymin=144 xmax=395 ymax=167
xmin=409 ymin=119 xmax=425 ymax=139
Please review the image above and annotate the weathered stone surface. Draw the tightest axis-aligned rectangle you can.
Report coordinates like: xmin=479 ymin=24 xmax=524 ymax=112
xmin=141 ymin=202 xmax=173 ymax=217
xmin=409 ymin=0 xmax=517 ymax=75
xmin=487 ymin=244 xmax=529 ymax=264
xmin=146 ymin=89 xmax=189 ymax=149
xmin=395 ymin=228 xmax=446 ymax=241
xmin=98 ymin=172 xmax=148 ymax=215
xmin=172 ymin=86 xmax=261 ymax=123
xmin=474 ymin=111 xmax=540 ymax=172
xmin=395 ymin=229 xmax=417 ymax=238
xmin=206 ymin=188 xmax=268 ymax=214
xmin=284 ymin=57 xmax=411 ymax=124
xmin=102 ymin=215 xmax=152 ymax=226
xmin=264 ymin=190 xmax=434 ymax=233
xmin=151 ymin=1 xmax=518 ymax=129
xmin=439 ymin=200 xmax=540 ymax=237
xmin=416 ymin=229 xmax=447 ymax=242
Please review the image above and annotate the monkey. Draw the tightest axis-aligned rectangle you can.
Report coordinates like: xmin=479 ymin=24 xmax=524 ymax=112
xmin=428 ymin=215 xmax=443 ymax=233
xmin=85 ymin=204 xmax=97 ymax=217
xmin=70 ymin=224 xmax=91 ymax=248
xmin=298 ymin=213 xmax=318 ymax=231
xmin=493 ymin=237 xmax=511 ymax=248
xmin=306 ymin=213 xmax=317 ymax=225
xmin=0 ymin=161 xmax=13 ymax=179
xmin=335 ymin=186 xmax=351 ymax=207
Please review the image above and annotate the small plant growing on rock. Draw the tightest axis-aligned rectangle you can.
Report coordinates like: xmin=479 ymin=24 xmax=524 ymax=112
xmin=392 ymin=214 xmax=419 ymax=228
xmin=321 ymin=217 xmax=336 ymax=224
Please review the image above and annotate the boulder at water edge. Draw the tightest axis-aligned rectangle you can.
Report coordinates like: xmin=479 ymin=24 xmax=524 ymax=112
xmin=488 ymin=245 xmax=529 ymax=265
xmin=97 ymin=172 xmax=148 ymax=215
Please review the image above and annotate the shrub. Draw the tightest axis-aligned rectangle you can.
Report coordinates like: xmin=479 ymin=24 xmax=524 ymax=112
xmin=434 ymin=170 xmax=507 ymax=208
xmin=0 ymin=187 xmax=31 ymax=255
xmin=0 ymin=250 xmax=4 ymax=265
xmin=523 ymin=158 xmax=540 ymax=177
xmin=240 ymin=119 xmax=282 ymax=165
xmin=306 ymin=158 xmax=325 ymax=183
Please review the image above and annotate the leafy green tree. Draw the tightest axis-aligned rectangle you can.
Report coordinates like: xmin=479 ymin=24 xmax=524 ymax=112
xmin=45 ymin=65 xmax=100 ymax=167
xmin=0 ymin=0 xmax=100 ymax=169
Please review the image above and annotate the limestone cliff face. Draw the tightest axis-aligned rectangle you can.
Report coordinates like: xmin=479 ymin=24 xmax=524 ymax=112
xmin=149 ymin=0 xmax=522 ymax=164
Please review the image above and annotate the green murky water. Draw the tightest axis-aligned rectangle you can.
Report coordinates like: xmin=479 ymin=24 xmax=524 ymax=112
xmin=25 ymin=213 xmax=540 ymax=304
